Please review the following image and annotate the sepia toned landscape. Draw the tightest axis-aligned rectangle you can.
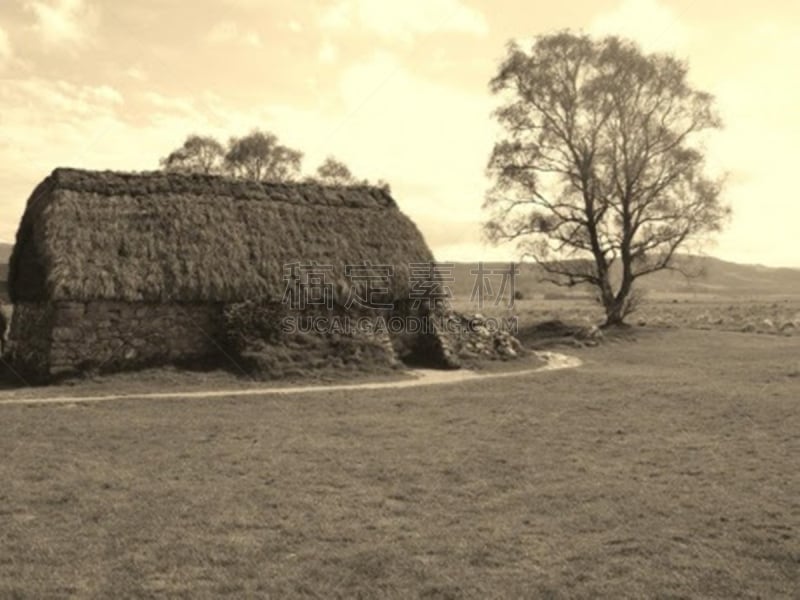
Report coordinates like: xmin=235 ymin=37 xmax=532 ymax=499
xmin=0 ymin=329 xmax=798 ymax=598
xmin=1 ymin=247 xmax=798 ymax=597
xmin=1 ymin=0 xmax=800 ymax=598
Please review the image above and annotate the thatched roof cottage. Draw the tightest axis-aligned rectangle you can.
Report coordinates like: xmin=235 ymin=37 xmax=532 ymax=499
xmin=7 ymin=168 xmax=449 ymax=379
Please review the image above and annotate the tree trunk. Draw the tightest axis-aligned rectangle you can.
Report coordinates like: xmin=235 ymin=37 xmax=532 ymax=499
xmin=602 ymin=290 xmax=629 ymax=327
xmin=603 ymin=303 xmax=626 ymax=327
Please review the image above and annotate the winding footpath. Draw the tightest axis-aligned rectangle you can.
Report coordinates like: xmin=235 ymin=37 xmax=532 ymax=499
xmin=0 ymin=351 xmax=582 ymax=407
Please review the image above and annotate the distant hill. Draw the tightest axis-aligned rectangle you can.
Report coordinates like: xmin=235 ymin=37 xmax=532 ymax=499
xmin=617 ymin=256 xmax=800 ymax=297
xmin=0 ymin=243 xmax=11 ymax=264
xmin=446 ymin=256 xmax=800 ymax=301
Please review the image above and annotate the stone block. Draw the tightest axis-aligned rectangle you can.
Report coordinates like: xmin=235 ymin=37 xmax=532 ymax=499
xmin=54 ymin=303 xmax=86 ymax=326
xmin=49 ymin=348 xmax=70 ymax=363
xmin=51 ymin=326 xmax=80 ymax=342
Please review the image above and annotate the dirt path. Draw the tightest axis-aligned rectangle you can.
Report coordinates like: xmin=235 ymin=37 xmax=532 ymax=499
xmin=0 ymin=352 xmax=582 ymax=407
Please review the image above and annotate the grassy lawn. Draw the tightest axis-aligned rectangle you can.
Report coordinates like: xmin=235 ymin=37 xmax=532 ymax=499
xmin=1 ymin=328 xmax=798 ymax=598
xmin=483 ymin=296 xmax=800 ymax=336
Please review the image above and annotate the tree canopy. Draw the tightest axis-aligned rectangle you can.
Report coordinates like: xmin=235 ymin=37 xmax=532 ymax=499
xmin=160 ymin=133 xmax=391 ymax=191
xmin=485 ymin=31 xmax=729 ymax=325
xmin=314 ymin=156 xmax=356 ymax=185
xmin=160 ymin=130 xmax=303 ymax=182
xmin=224 ymin=130 xmax=304 ymax=182
xmin=159 ymin=135 xmax=225 ymax=174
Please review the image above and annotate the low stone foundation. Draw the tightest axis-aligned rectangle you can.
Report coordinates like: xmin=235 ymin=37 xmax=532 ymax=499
xmin=427 ymin=311 xmax=525 ymax=368
xmin=222 ymin=302 xmax=400 ymax=379
xmin=6 ymin=300 xmax=526 ymax=382
xmin=8 ymin=301 xmax=224 ymax=380
xmin=6 ymin=303 xmax=54 ymax=377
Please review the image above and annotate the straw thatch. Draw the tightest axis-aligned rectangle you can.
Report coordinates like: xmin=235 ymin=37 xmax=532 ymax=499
xmin=9 ymin=168 xmax=435 ymax=304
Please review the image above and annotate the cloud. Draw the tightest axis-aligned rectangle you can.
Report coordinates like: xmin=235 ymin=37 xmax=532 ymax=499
xmin=260 ymin=51 xmax=497 ymax=260
xmin=0 ymin=78 xmax=126 ymax=240
xmin=145 ymin=54 xmax=495 ymax=258
xmin=320 ymin=0 xmax=488 ymax=41
xmin=125 ymin=65 xmax=147 ymax=81
xmin=219 ymin=0 xmax=271 ymax=7
xmin=702 ymin=22 xmax=800 ymax=267
xmin=205 ymin=20 xmax=262 ymax=47
xmin=3 ymin=79 xmax=122 ymax=119
xmin=0 ymin=50 xmax=498 ymax=254
xmin=0 ymin=80 xmax=264 ymax=242
xmin=333 ymin=52 xmax=493 ymax=201
xmin=0 ymin=24 xmax=11 ymax=64
xmin=287 ymin=20 xmax=302 ymax=33
xmin=319 ymin=2 xmax=352 ymax=30
xmin=25 ymin=0 xmax=96 ymax=48
xmin=318 ymin=40 xmax=338 ymax=64
xmin=590 ymin=0 xmax=688 ymax=53
xmin=141 ymin=91 xmax=197 ymax=116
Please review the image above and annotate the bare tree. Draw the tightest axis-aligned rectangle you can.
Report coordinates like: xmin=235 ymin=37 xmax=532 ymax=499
xmin=160 ymin=134 xmax=225 ymax=174
xmin=225 ymin=130 xmax=303 ymax=182
xmin=315 ymin=156 xmax=356 ymax=185
xmin=485 ymin=32 xmax=729 ymax=325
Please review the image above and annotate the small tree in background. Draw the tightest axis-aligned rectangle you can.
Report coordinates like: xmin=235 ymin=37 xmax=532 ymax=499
xmin=224 ymin=130 xmax=303 ymax=182
xmin=160 ymin=135 xmax=225 ymax=174
xmin=161 ymin=132 xmax=394 ymax=192
xmin=309 ymin=156 xmax=392 ymax=192
xmin=315 ymin=156 xmax=356 ymax=185
xmin=485 ymin=31 xmax=729 ymax=326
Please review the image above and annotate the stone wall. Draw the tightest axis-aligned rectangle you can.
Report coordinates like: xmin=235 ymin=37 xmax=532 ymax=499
xmin=8 ymin=301 xmax=224 ymax=379
xmin=222 ymin=302 xmax=400 ymax=379
xmin=6 ymin=301 xmax=526 ymax=382
xmin=6 ymin=302 xmax=55 ymax=378
xmin=426 ymin=310 xmax=525 ymax=368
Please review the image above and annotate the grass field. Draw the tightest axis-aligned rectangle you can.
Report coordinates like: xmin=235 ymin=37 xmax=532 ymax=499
xmin=1 ymin=327 xmax=798 ymax=598
xmin=453 ymin=296 xmax=800 ymax=337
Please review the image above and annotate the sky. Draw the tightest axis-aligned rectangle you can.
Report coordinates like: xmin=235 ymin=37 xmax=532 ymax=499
xmin=0 ymin=0 xmax=798 ymax=267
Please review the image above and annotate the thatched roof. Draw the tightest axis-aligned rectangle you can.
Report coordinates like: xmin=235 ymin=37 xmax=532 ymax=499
xmin=9 ymin=168 xmax=436 ymax=304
